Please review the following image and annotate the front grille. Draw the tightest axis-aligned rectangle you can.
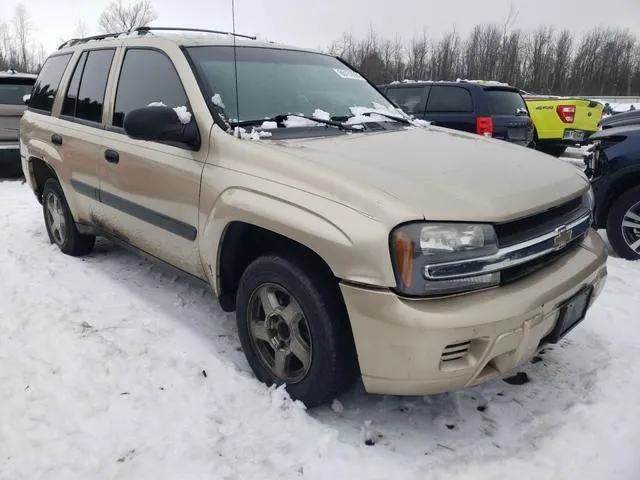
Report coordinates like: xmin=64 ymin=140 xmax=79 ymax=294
xmin=494 ymin=195 xmax=587 ymax=247
xmin=501 ymin=236 xmax=584 ymax=284
xmin=441 ymin=341 xmax=471 ymax=362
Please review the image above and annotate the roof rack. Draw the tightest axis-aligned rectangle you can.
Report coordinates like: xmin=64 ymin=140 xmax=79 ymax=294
xmin=135 ymin=26 xmax=256 ymax=40
xmin=58 ymin=32 xmax=125 ymax=50
xmin=58 ymin=26 xmax=256 ymax=50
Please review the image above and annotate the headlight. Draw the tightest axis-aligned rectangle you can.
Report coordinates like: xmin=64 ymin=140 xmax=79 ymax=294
xmin=390 ymin=223 xmax=500 ymax=297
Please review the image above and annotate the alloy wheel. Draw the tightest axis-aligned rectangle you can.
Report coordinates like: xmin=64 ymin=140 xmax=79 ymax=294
xmin=45 ymin=192 xmax=67 ymax=246
xmin=621 ymin=201 xmax=640 ymax=254
xmin=246 ymin=283 xmax=312 ymax=383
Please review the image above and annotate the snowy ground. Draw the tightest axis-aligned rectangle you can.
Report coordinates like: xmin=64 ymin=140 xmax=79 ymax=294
xmin=1 ymin=156 xmax=640 ymax=479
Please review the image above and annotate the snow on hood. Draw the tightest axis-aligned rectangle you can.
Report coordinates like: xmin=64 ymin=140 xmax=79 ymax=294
xmin=283 ymin=116 xmax=324 ymax=128
xmin=232 ymin=126 xmax=273 ymax=140
xmin=225 ymin=102 xmax=430 ymax=141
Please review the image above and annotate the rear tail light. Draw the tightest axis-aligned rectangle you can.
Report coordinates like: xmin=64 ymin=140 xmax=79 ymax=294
xmin=556 ymin=105 xmax=576 ymax=123
xmin=476 ymin=116 xmax=493 ymax=137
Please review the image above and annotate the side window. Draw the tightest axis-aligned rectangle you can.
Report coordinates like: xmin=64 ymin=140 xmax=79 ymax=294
xmin=62 ymin=52 xmax=87 ymax=117
xmin=385 ymin=87 xmax=428 ymax=115
xmin=29 ymin=54 xmax=72 ymax=113
xmin=0 ymin=79 xmax=35 ymax=105
xmin=426 ymin=86 xmax=473 ymax=113
xmin=113 ymin=49 xmax=189 ymax=128
xmin=76 ymin=49 xmax=115 ymax=123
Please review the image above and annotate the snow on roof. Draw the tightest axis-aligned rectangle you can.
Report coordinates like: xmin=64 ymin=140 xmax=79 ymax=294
xmin=456 ymin=78 xmax=511 ymax=86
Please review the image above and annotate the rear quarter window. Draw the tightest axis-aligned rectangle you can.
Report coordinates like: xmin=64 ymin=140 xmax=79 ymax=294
xmin=426 ymin=86 xmax=473 ymax=113
xmin=0 ymin=78 xmax=35 ymax=105
xmin=485 ymin=90 xmax=527 ymax=116
xmin=29 ymin=54 xmax=73 ymax=113
xmin=385 ymin=86 xmax=428 ymax=115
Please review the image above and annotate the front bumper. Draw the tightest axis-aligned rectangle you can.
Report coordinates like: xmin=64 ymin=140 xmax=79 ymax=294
xmin=341 ymin=229 xmax=608 ymax=396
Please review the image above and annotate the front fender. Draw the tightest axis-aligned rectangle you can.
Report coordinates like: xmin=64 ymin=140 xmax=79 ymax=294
xmin=198 ymin=180 xmax=398 ymax=295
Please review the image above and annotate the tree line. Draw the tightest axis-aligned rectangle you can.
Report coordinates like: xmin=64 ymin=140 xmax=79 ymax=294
xmin=3 ymin=1 xmax=639 ymax=96
xmin=1 ymin=1 xmax=156 ymax=73
xmin=328 ymin=22 xmax=640 ymax=96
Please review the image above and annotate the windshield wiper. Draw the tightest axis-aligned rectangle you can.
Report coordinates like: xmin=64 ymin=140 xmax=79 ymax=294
xmin=232 ymin=114 xmax=359 ymax=131
xmin=347 ymin=111 xmax=412 ymax=125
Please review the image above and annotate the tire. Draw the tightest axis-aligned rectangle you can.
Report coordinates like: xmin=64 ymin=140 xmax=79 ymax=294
xmin=236 ymin=254 xmax=359 ymax=407
xmin=606 ymin=186 xmax=640 ymax=260
xmin=537 ymin=144 xmax=567 ymax=157
xmin=42 ymin=178 xmax=95 ymax=256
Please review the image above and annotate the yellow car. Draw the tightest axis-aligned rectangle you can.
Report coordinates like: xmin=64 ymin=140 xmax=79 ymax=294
xmin=523 ymin=94 xmax=604 ymax=156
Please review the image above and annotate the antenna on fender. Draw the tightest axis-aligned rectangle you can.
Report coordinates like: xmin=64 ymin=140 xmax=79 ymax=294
xmin=231 ymin=0 xmax=241 ymax=138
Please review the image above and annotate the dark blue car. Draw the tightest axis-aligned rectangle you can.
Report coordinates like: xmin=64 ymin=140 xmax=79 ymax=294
xmin=585 ymin=124 xmax=640 ymax=260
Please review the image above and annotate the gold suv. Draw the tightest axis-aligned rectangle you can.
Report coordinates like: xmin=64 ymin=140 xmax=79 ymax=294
xmin=20 ymin=27 xmax=608 ymax=407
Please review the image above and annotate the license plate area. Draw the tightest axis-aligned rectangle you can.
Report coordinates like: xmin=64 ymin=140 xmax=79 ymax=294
xmin=563 ymin=129 xmax=586 ymax=141
xmin=544 ymin=286 xmax=593 ymax=344
xmin=508 ymin=127 xmax=526 ymax=141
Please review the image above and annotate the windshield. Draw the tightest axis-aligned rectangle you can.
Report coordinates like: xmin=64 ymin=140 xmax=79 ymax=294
xmin=0 ymin=79 xmax=34 ymax=105
xmin=485 ymin=89 xmax=527 ymax=116
xmin=185 ymin=46 xmax=397 ymax=124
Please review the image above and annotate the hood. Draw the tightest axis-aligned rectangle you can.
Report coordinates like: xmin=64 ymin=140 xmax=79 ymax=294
xmin=590 ymin=123 xmax=640 ymax=141
xmin=224 ymin=125 xmax=589 ymax=224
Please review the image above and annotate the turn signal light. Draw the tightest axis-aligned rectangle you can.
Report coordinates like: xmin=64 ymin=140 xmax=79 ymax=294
xmin=393 ymin=230 xmax=414 ymax=288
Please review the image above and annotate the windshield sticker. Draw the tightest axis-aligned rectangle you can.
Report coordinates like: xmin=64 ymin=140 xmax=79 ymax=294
xmin=333 ymin=68 xmax=365 ymax=81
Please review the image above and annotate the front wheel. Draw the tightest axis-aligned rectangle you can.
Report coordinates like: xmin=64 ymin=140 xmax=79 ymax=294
xmin=606 ymin=187 xmax=640 ymax=260
xmin=235 ymin=254 xmax=358 ymax=407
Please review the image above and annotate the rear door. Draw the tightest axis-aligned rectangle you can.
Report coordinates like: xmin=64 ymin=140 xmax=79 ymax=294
xmin=0 ymin=74 xmax=35 ymax=147
xmin=423 ymin=85 xmax=475 ymax=133
xmin=383 ymin=85 xmax=430 ymax=118
xmin=49 ymin=48 xmax=118 ymax=223
xmin=484 ymin=87 xmax=532 ymax=145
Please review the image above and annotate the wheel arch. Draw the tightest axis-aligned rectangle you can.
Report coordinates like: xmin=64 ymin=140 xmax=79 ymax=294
xmin=28 ymin=156 xmax=60 ymax=204
xmin=596 ymin=168 xmax=640 ymax=228
xmin=200 ymin=186 xmax=396 ymax=311
xmin=215 ymin=221 xmax=341 ymax=312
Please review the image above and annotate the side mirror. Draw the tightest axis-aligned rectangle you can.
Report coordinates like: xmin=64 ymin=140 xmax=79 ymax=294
xmin=23 ymin=94 xmax=30 ymax=105
xmin=123 ymin=106 xmax=199 ymax=148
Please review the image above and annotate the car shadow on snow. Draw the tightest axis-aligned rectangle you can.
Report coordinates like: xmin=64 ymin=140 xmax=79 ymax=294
xmin=82 ymin=236 xmax=610 ymax=463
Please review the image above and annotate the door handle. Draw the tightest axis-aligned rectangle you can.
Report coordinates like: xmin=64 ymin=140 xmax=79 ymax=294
xmin=51 ymin=134 xmax=62 ymax=146
xmin=104 ymin=149 xmax=119 ymax=164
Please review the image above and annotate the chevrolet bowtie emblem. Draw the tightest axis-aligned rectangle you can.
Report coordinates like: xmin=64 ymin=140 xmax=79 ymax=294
xmin=553 ymin=226 xmax=573 ymax=251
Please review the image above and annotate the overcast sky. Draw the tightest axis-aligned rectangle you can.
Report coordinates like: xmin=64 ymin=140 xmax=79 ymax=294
xmin=4 ymin=0 xmax=640 ymax=54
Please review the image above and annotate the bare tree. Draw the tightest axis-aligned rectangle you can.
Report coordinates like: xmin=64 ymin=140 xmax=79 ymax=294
xmin=13 ymin=4 xmax=30 ymax=70
xmin=0 ymin=5 xmax=47 ymax=72
xmin=430 ymin=28 xmax=462 ymax=80
xmin=406 ymin=29 xmax=429 ymax=80
xmin=74 ymin=18 xmax=88 ymax=38
xmin=98 ymin=0 xmax=157 ymax=33
xmin=325 ymin=22 xmax=640 ymax=96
